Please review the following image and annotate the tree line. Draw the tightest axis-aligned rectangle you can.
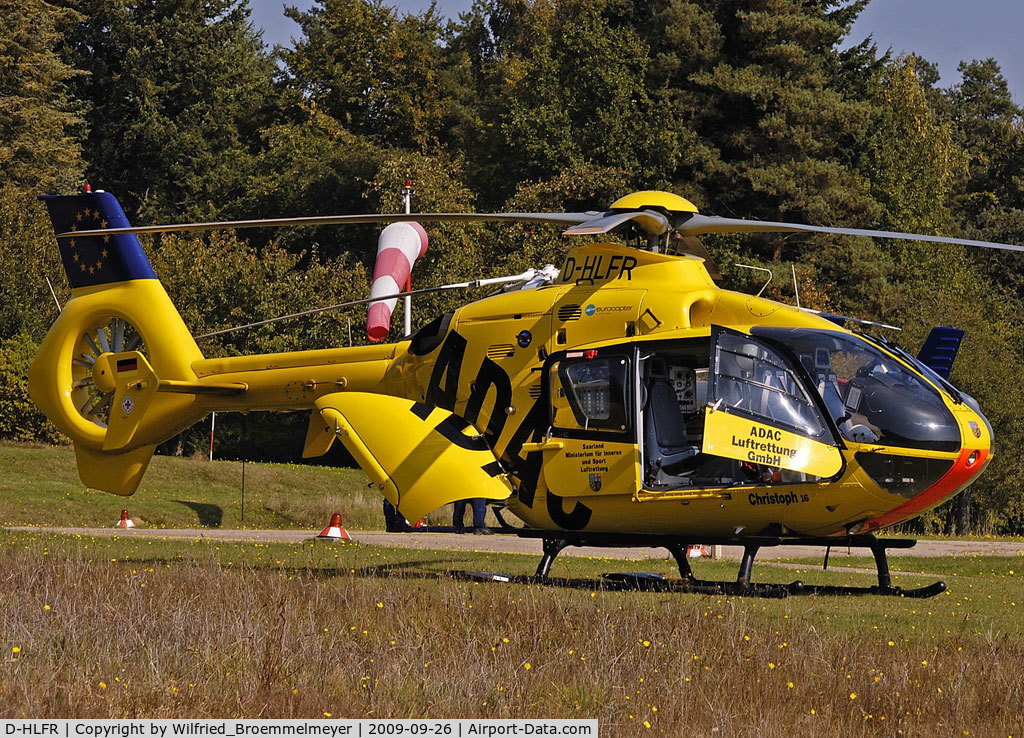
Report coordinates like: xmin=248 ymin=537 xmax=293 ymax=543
xmin=2 ymin=0 xmax=1023 ymax=533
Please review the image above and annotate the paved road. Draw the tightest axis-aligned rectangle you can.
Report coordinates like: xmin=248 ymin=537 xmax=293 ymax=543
xmin=7 ymin=526 xmax=1024 ymax=562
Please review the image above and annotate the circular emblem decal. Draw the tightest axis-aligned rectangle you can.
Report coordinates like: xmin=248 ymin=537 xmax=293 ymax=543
xmin=584 ymin=303 xmax=597 ymax=317
xmin=516 ymin=330 xmax=532 ymax=348
xmin=122 ymin=396 xmax=134 ymax=414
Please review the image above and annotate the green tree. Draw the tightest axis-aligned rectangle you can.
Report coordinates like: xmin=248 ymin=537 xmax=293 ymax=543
xmin=0 ymin=193 xmax=67 ymax=341
xmin=949 ymin=58 xmax=1022 ymax=215
xmin=946 ymin=59 xmax=1024 ymax=300
xmin=866 ymin=58 xmax=964 ymax=236
xmin=237 ymin=105 xmax=387 ymax=258
xmin=864 ymin=58 xmax=1024 ymax=535
xmin=282 ymin=0 xmax=470 ymax=151
xmin=0 ymin=0 xmax=83 ymax=351
xmin=0 ymin=332 xmax=64 ymax=443
xmin=688 ymin=0 xmax=880 ymax=240
xmin=455 ymin=0 xmax=681 ymax=204
xmin=149 ymin=230 xmax=367 ymax=357
xmin=0 ymin=0 xmax=84 ymax=194
xmin=62 ymin=0 xmax=274 ymax=220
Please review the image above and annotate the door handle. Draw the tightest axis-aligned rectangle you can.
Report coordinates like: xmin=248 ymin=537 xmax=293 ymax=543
xmin=520 ymin=440 xmax=565 ymax=453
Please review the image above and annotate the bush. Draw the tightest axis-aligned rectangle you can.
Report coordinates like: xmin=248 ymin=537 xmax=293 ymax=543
xmin=0 ymin=333 xmax=65 ymax=444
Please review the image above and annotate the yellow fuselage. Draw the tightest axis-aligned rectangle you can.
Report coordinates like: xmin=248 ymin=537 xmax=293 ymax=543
xmin=32 ymin=242 xmax=991 ymax=537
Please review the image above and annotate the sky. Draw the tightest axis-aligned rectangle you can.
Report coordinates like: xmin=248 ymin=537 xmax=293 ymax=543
xmin=250 ymin=0 xmax=1024 ymax=103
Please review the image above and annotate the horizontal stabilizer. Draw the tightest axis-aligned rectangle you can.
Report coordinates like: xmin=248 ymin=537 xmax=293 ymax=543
xmin=96 ymin=350 xmax=160 ymax=451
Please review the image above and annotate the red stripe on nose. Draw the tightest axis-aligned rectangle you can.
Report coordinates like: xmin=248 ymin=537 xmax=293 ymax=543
xmin=859 ymin=447 xmax=989 ymax=532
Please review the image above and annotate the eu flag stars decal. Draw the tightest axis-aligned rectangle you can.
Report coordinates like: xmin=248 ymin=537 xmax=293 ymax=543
xmin=39 ymin=190 xmax=156 ymax=290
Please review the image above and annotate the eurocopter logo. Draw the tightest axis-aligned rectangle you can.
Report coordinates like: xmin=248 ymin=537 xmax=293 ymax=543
xmin=584 ymin=303 xmax=631 ymax=317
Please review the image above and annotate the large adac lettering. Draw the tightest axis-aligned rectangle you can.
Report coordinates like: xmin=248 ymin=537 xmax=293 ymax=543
xmin=545 ymin=489 xmax=593 ymax=530
xmin=432 ymin=414 xmax=490 ymax=451
xmin=497 ymin=397 xmax=548 ymax=508
xmin=464 ymin=357 xmax=513 ymax=447
xmin=421 ymin=329 xmax=595 ymax=526
xmin=425 ymin=331 xmax=467 ymax=409
xmin=411 ymin=401 xmax=502 ymax=478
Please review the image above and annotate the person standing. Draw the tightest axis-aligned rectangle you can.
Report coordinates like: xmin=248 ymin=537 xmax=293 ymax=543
xmin=383 ymin=499 xmax=411 ymax=532
xmin=453 ymin=498 xmax=490 ymax=534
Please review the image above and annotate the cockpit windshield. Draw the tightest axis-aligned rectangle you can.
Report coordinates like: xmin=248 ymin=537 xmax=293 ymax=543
xmin=752 ymin=327 xmax=961 ymax=452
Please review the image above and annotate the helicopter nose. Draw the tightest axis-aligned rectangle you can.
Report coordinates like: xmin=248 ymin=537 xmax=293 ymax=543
xmin=858 ymin=407 xmax=992 ymax=533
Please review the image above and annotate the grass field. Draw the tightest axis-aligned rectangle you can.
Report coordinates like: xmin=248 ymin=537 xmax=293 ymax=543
xmin=0 ymin=442 xmax=404 ymax=530
xmin=0 ymin=530 xmax=1022 ymax=735
xmin=2 ymin=441 xmax=1023 ymax=733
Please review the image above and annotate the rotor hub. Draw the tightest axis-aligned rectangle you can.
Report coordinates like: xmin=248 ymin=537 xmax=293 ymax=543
xmin=608 ymin=191 xmax=699 ymax=214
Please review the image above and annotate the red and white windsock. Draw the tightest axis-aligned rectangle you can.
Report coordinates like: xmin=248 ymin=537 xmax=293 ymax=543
xmin=366 ymin=222 xmax=428 ymax=341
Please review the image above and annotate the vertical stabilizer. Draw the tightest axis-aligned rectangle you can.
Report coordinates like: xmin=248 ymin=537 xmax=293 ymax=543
xmin=38 ymin=191 xmax=158 ymax=289
xmin=916 ymin=326 xmax=964 ymax=379
xmin=30 ymin=190 xmax=207 ymax=495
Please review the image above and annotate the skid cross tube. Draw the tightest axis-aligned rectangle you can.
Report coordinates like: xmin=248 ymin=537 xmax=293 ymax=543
xmin=514 ymin=530 xmax=946 ymax=598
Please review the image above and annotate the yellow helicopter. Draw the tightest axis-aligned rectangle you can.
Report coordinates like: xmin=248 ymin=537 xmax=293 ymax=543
xmin=29 ymin=188 xmax=1019 ymax=597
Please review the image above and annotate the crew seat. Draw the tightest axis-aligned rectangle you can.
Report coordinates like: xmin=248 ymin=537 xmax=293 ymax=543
xmin=643 ymin=360 xmax=698 ymax=486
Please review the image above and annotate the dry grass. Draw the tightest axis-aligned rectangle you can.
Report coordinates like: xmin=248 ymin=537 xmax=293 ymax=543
xmin=1 ymin=533 xmax=1021 ymax=736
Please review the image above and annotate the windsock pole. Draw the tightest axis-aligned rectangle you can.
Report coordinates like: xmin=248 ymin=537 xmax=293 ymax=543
xmin=402 ymin=178 xmax=414 ymax=336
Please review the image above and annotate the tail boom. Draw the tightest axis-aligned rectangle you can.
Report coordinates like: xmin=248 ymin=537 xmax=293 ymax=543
xmin=31 ymin=190 xmax=494 ymax=513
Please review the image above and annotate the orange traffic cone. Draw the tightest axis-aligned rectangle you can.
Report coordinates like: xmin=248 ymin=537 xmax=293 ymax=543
xmin=317 ymin=513 xmax=351 ymax=540
xmin=686 ymin=544 xmax=710 ymax=558
xmin=116 ymin=510 xmax=134 ymax=529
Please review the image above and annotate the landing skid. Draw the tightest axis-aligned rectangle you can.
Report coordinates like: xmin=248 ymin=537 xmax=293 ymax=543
xmin=517 ymin=531 xmax=947 ymax=598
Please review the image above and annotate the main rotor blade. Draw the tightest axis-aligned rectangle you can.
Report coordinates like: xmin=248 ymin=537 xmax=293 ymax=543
xmin=562 ymin=209 xmax=670 ymax=237
xmin=58 ymin=212 xmax=595 ymax=238
xmin=679 ymin=214 xmax=1024 ymax=253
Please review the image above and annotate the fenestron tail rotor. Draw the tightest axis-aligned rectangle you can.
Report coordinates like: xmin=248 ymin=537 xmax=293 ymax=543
xmin=70 ymin=317 xmax=145 ymax=428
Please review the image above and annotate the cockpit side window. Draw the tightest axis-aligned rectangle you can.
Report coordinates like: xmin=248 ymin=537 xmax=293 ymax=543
xmin=752 ymin=327 xmax=961 ymax=452
xmin=550 ymin=355 xmax=631 ymax=435
xmin=640 ymin=335 xmax=827 ymax=489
